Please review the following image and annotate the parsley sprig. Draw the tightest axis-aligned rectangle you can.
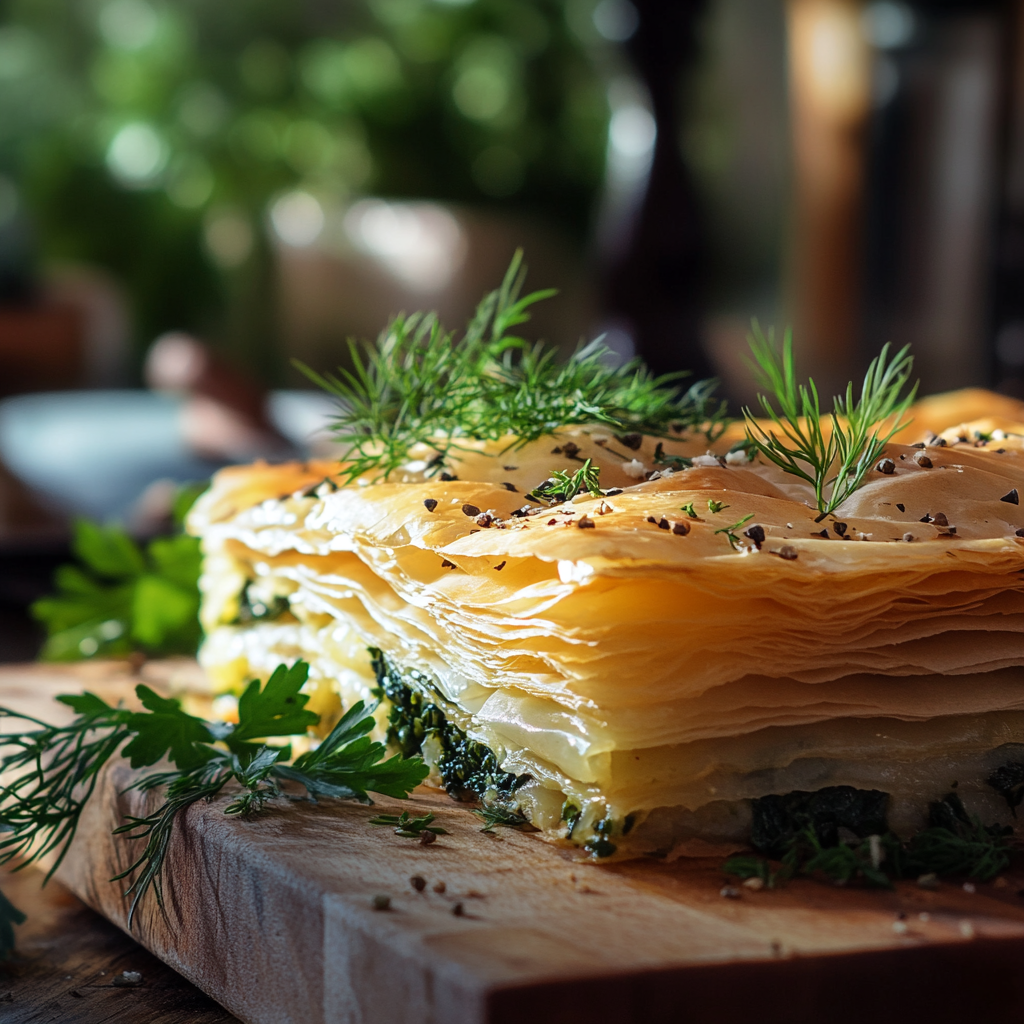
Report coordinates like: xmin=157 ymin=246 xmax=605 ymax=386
xmin=0 ymin=661 xmax=427 ymax=928
xmin=298 ymin=251 xmax=727 ymax=482
xmin=744 ymin=324 xmax=917 ymax=521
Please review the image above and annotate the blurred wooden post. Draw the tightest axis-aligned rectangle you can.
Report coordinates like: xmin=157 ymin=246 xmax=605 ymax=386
xmin=786 ymin=0 xmax=871 ymax=394
xmin=990 ymin=0 xmax=1024 ymax=396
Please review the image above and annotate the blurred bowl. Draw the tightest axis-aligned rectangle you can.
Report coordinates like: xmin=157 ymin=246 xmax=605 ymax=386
xmin=0 ymin=389 xmax=337 ymax=522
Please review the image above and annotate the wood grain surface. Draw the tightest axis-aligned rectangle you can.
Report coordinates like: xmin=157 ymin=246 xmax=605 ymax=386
xmin=0 ymin=863 xmax=238 ymax=1024
xmin=6 ymin=662 xmax=1024 ymax=1024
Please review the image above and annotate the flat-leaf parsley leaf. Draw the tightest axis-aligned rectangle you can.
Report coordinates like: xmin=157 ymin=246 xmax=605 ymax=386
xmin=0 ymin=660 xmax=427 ymax=929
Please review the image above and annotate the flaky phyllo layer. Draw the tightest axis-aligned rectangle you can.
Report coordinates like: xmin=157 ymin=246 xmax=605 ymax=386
xmin=188 ymin=388 xmax=1024 ymax=857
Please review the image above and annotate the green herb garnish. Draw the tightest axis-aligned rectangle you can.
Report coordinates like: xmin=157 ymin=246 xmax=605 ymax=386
xmin=652 ymin=442 xmax=692 ymax=471
xmin=526 ymin=458 xmax=602 ymax=505
xmin=31 ymin=499 xmax=204 ymax=661
xmin=474 ymin=805 xmax=531 ymax=834
xmin=744 ymin=324 xmax=917 ymax=522
xmin=706 ymin=499 xmax=729 ymax=514
xmin=298 ymin=251 xmax=727 ymax=482
xmin=722 ymin=854 xmax=782 ymax=889
xmin=680 ymin=501 xmax=699 ymax=519
xmin=727 ymin=438 xmax=759 ymax=460
xmin=726 ymin=837 xmax=892 ymax=891
xmin=368 ymin=810 xmax=449 ymax=839
xmin=714 ymin=513 xmax=755 ymax=550
xmin=0 ymin=660 xmax=427 ymax=927
xmin=787 ymin=825 xmax=894 ymax=888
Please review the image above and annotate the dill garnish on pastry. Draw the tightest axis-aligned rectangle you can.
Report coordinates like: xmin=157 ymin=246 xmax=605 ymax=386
xmin=189 ymin=253 xmax=1024 ymax=863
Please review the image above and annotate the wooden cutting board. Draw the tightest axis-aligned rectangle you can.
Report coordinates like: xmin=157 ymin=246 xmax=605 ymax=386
xmin=6 ymin=661 xmax=1024 ymax=1024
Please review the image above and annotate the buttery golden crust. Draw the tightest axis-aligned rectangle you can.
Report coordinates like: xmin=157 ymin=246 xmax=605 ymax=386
xmin=188 ymin=391 xmax=1024 ymax=722
xmin=188 ymin=389 xmax=1024 ymax=847
xmin=890 ymin=387 xmax=1024 ymax=441
xmin=192 ymin=389 xmax=1024 ymax=574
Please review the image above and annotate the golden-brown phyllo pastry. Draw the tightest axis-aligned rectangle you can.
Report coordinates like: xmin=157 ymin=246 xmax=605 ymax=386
xmin=188 ymin=383 xmax=1024 ymax=858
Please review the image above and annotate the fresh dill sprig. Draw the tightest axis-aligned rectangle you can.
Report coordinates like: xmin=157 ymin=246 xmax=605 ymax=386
xmin=473 ymin=804 xmax=531 ymax=834
xmin=905 ymin=823 xmax=1012 ymax=881
xmin=111 ymin=759 xmax=236 ymax=920
xmin=0 ymin=661 xmax=427 ymax=928
xmin=0 ymin=695 xmax=134 ymax=880
xmin=297 ymin=251 xmax=728 ymax=482
xmin=652 ymin=442 xmax=692 ymax=471
xmin=526 ymin=458 xmax=602 ymax=505
xmin=744 ymin=324 xmax=917 ymax=522
xmin=715 ymin=513 xmax=755 ymax=550
xmin=787 ymin=825 xmax=893 ymax=888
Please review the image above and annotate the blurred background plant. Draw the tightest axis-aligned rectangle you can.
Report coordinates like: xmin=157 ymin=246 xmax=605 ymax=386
xmin=4 ymin=0 xmax=1024 ymax=400
xmin=30 ymin=483 xmax=203 ymax=663
xmin=0 ymin=0 xmax=613 ymax=380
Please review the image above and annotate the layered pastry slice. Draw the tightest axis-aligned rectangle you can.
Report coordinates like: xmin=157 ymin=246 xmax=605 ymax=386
xmin=188 ymin=389 xmax=1024 ymax=858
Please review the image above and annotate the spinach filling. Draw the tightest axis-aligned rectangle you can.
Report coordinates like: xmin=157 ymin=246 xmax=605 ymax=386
xmin=987 ymin=761 xmax=1024 ymax=815
xmin=733 ymin=780 xmax=1017 ymax=888
xmin=370 ymin=648 xmax=529 ymax=803
xmin=751 ymin=786 xmax=889 ymax=860
xmin=369 ymin=650 xmax=642 ymax=857
xmin=232 ymin=584 xmax=290 ymax=625
xmin=370 ymin=649 xmax=1024 ymax=874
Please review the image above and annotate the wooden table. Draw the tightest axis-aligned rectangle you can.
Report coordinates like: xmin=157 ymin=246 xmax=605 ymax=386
xmin=0 ymin=863 xmax=238 ymax=1024
xmin=6 ymin=661 xmax=1024 ymax=1024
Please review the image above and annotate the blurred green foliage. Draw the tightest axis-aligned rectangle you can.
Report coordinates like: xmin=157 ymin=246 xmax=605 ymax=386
xmin=30 ymin=485 xmax=205 ymax=661
xmin=0 ymin=0 xmax=610 ymax=372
